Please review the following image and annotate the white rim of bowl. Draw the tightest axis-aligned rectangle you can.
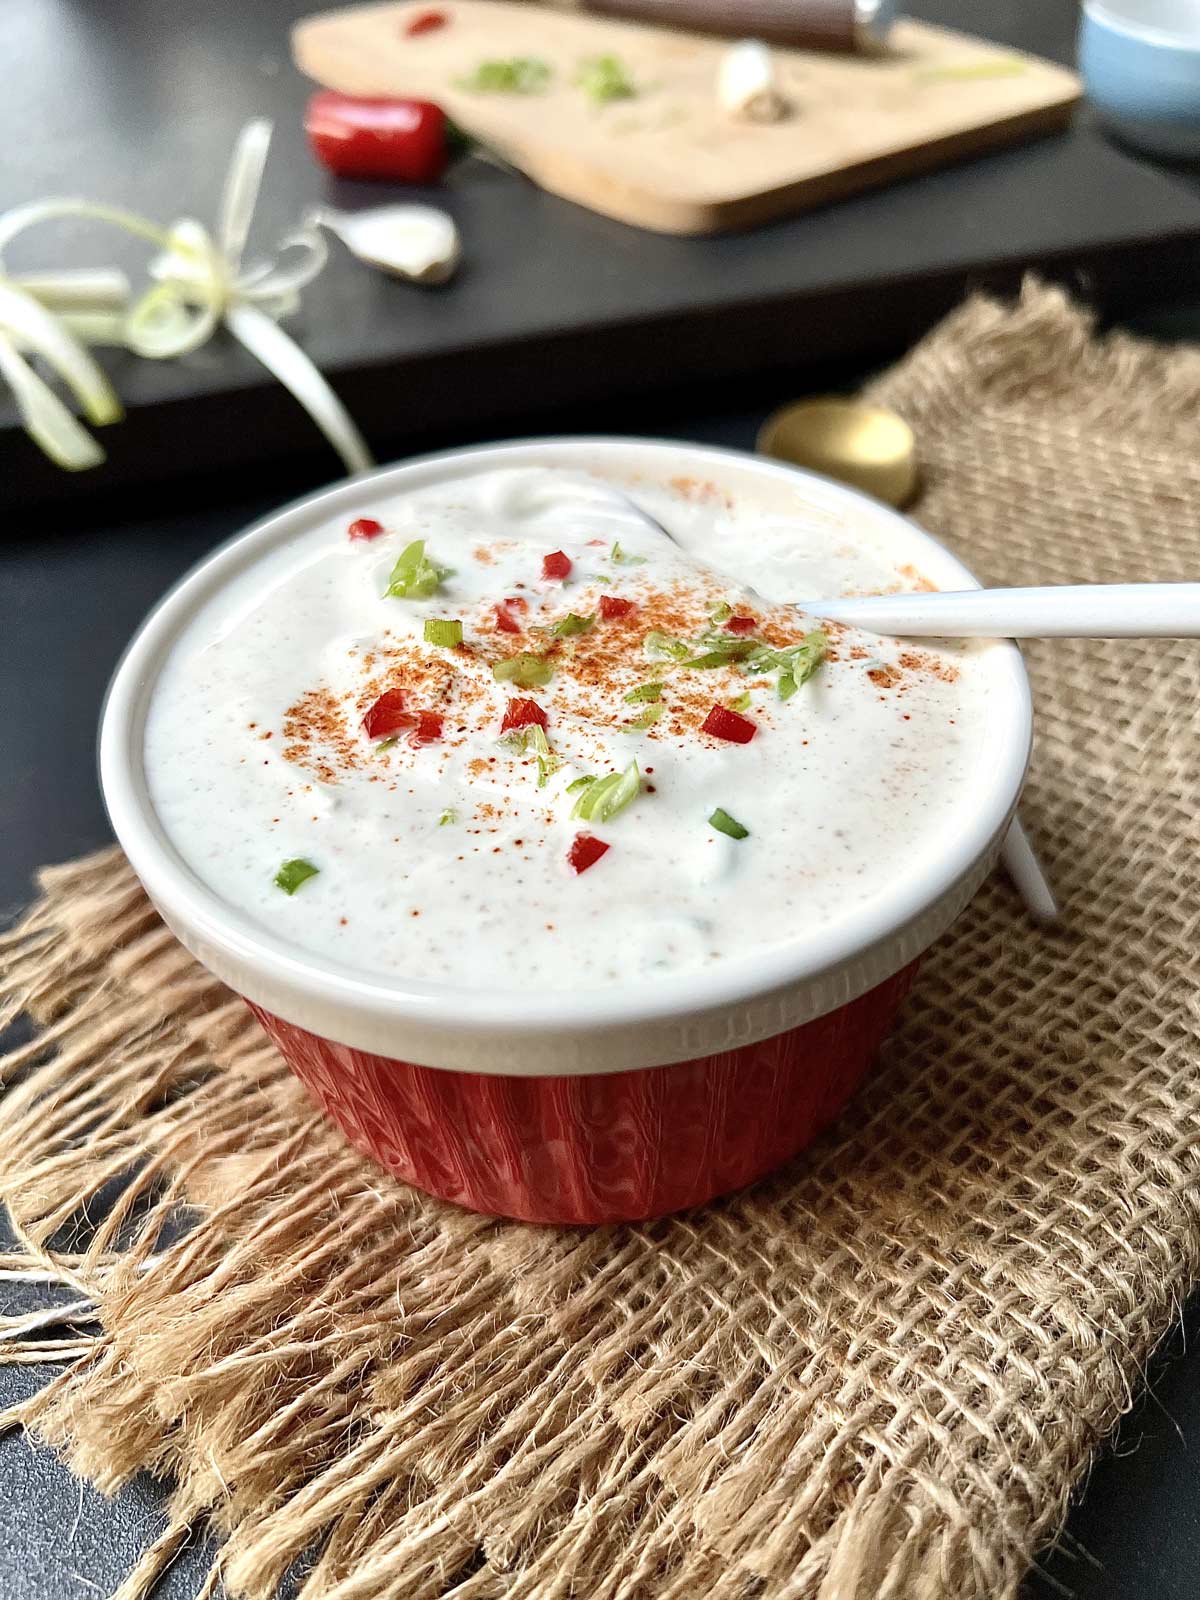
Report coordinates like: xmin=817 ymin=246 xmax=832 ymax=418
xmin=1083 ymin=1 xmax=1200 ymax=51
xmin=99 ymin=436 xmax=1032 ymax=1043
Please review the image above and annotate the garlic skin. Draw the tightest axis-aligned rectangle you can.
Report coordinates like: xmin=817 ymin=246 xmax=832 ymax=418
xmin=311 ymin=205 xmax=461 ymax=285
xmin=717 ymin=40 xmax=788 ymax=123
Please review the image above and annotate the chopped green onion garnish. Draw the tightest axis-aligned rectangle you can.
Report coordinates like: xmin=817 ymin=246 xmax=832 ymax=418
xmin=551 ymin=611 xmax=595 ymax=638
xmin=914 ymin=57 xmax=1026 ymax=84
xmin=796 ymin=630 xmax=828 ymax=676
xmin=776 ymin=637 xmax=827 ymax=699
xmin=526 ymin=725 xmax=560 ymax=787
xmin=384 ymin=539 xmax=448 ymax=600
xmin=274 ymin=858 xmax=319 ymax=895
xmin=745 ymin=630 xmax=828 ymax=699
xmin=500 ymin=724 xmax=544 ymax=755
xmin=566 ymin=775 xmax=596 ymax=795
xmin=459 ymin=56 xmax=552 ymax=93
xmin=593 ymin=574 xmax=613 ymax=585
xmin=710 ymin=601 xmax=733 ymax=623
xmin=679 ymin=634 xmax=760 ymax=670
xmin=644 ymin=630 xmax=690 ymax=661
xmin=682 ymin=649 xmax=745 ymax=670
xmin=709 ymin=809 xmax=749 ymax=841
xmin=576 ymin=53 xmax=637 ymax=105
xmin=780 ymin=631 xmax=827 ymax=693
xmin=622 ymin=704 xmax=665 ymax=733
xmin=571 ymin=761 xmax=641 ymax=824
xmin=729 ymin=692 xmax=752 ymax=713
xmin=745 ymin=630 xmax=827 ymax=675
xmin=492 ymin=652 xmax=554 ymax=687
xmin=438 ymin=807 xmax=456 ymax=826
xmin=697 ymin=631 xmax=760 ymax=654
xmin=625 ymin=681 xmax=664 ymax=703
xmin=499 ymin=723 xmax=560 ymax=787
xmin=375 ymin=737 xmax=398 ymax=753
xmin=610 ymin=541 xmax=647 ymax=566
xmin=423 ymin=617 xmax=462 ymax=648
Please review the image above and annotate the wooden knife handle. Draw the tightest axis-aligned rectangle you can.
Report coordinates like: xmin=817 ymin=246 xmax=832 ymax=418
xmin=577 ymin=0 xmax=888 ymax=51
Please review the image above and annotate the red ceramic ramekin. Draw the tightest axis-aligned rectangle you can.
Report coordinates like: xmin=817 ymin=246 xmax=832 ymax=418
xmin=246 ymin=965 xmax=916 ymax=1223
xmin=99 ymin=439 xmax=1031 ymax=1224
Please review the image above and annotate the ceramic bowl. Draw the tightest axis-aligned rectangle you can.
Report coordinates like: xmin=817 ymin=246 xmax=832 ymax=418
xmin=1080 ymin=0 xmax=1200 ymax=157
xmin=99 ymin=438 xmax=1031 ymax=1224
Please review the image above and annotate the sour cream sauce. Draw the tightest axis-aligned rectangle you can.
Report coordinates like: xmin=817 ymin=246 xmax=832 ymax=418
xmin=144 ymin=466 xmax=993 ymax=988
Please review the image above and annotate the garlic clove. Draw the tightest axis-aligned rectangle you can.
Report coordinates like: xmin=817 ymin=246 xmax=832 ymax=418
xmin=311 ymin=205 xmax=460 ymax=284
xmin=717 ymin=39 xmax=789 ymax=123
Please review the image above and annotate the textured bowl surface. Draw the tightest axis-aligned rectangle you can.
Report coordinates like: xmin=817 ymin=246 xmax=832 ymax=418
xmin=1081 ymin=1 xmax=1200 ymax=156
xmin=250 ymin=962 xmax=917 ymax=1224
xmin=100 ymin=437 xmax=1030 ymax=1079
xmin=102 ymin=436 xmax=1029 ymax=1223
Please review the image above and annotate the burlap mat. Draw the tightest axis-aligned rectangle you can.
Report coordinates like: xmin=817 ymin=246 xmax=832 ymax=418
xmin=2 ymin=282 xmax=1199 ymax=1600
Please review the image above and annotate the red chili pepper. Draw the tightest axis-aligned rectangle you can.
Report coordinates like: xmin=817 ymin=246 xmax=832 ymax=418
xmin=410 ymin=710 xmax=444 ymax=745
xmin=598 ymin=594 xmax=635 ymax=621
xmin=724 ymin=614 xmax=757 ymax=635
xmin=505 ymin=595 xmax=528 ymax=610
xmin=405 ymin=8 xmax=447 ymax=35
xmin=493 ymin=602 xmax=521 ymax=634
xmin=568 ymin=833 xmax=610 ymax=874
xmin=305 ymin=91 xmax=450 ymax=183
xmin=500 ymin=698 xmax=548 ymax=733
xmin=362 ymin=689 xmax=412 ymax=739
xmin=348 ymin=517 xmax=386 ymax=542
xmin=542 ymin=551 xmax=572 ymax=582
xmin=702 ymin=705 xmax=756 ymax=744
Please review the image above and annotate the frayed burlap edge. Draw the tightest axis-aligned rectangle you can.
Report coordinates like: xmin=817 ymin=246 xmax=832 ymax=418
xmin=1 ymin=280 xmax=1199 ymax=1600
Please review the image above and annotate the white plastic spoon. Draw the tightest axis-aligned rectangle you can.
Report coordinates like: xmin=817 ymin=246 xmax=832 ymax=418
xmin=807 ymin=583 xmax=1200 ymax=637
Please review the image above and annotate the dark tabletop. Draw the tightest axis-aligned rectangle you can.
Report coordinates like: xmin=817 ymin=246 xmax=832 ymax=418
xmin=5 ymin=0 xmax=1200 ymax=510
xmin=5 ymin=0 xmax=1200 ymax=1596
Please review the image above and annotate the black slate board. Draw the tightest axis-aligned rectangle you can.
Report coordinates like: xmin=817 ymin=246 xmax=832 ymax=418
xmin=3 ymin=0 xmax=1200 ymax=510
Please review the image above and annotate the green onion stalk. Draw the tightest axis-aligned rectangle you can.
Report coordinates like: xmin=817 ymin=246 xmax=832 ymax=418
xmin=0 ymin=121 xmax=371 ymax=474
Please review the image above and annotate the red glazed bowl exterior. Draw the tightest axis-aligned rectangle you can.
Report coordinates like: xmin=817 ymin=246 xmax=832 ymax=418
xmin=100 ymin=439 xmax=1031 ymax=1229
xmin=248 ymin=961 xmax=916 ymax=1225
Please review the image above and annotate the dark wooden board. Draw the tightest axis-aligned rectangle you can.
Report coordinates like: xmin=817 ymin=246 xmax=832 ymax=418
xmin=2 ymin=0 xmax=1200 ymax=512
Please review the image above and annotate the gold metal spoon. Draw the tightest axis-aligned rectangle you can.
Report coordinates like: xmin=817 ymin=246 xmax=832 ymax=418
xmin=757 ymin=397 xmax=918 ymax=508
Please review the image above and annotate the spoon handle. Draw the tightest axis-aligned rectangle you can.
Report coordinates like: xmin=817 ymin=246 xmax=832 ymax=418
xmin=809 ymin=583 xmax=1200 ymax=638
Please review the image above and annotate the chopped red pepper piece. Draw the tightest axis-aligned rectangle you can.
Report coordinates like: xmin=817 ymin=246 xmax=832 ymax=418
xmin=585 ymin=538 xmax=607 ymax=547
xmin=542 ymin=550 xmax=572 ymax=582
xmin=305 ymin=91 xmax=451 ymax=183
xmin=348 ymin=517 xmax=386 ymax=542
xmin=494 ymin=602 xmax=521 ymax=634
xmin=500 ymin=698 xmax=547 ymax=733
xmin=598 ymin=594 xmax=636 ymax=621
xmin=362 ymin=689 xmax=412 ymax=739
xmin=724 ymin=614 xmax=757 ymax=635
xmin=568 ymin=833 xmax=610 ymax=875
xmin=404 ymin=8 xmax=447 ymax=34
xmin=505 ymin=595 xmax=528 ymax=610
xmin=702 ymin=704 xmax=757 ymax=744
xmin=410 ymin=710 xmax=444 ymax=746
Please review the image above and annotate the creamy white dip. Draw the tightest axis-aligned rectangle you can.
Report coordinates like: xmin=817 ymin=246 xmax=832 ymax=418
xmin=144 ymin=465 xmax=994 ymax=988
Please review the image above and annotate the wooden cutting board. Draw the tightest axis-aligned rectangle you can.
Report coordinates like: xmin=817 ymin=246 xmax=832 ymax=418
xmin=293 ymin=1 xmax=1081 ymax=234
